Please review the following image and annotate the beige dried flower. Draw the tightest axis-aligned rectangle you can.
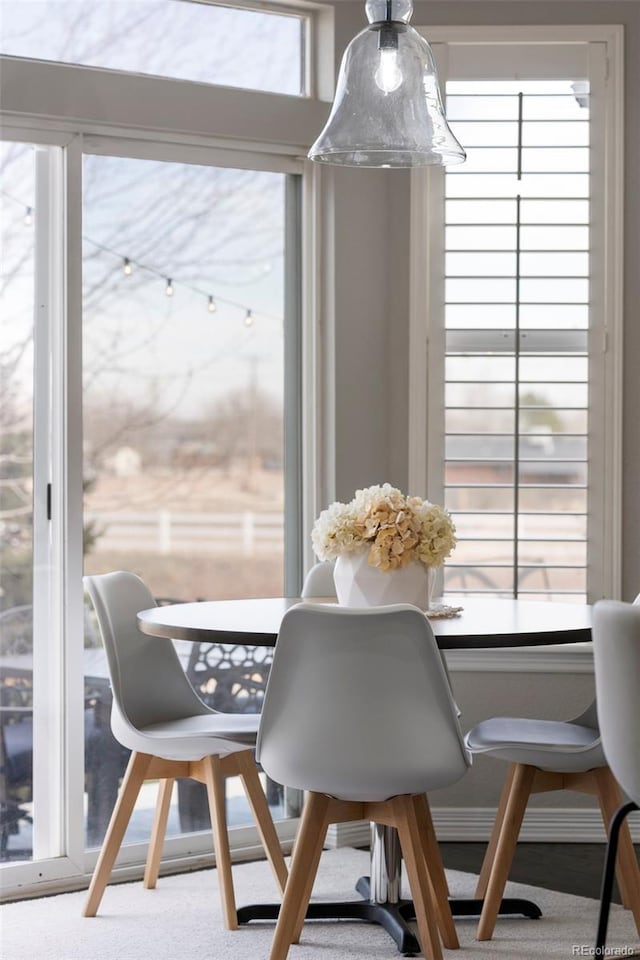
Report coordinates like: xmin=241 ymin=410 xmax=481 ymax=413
xmin=311 ymin=483 xmax=456 ymax=571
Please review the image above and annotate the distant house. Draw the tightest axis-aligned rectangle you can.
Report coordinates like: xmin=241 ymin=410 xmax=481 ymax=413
xmin=446 ymin=435 xmax=585 ymax=486
xmin=107 ymin=446 xmax=142 ymax=477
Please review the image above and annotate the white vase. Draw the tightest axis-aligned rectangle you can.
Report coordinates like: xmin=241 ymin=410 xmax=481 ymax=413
xmin=333 ymin=551 xmax=432 ymax=610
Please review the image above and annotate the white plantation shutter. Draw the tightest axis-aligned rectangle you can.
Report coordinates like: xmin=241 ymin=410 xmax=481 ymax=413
xmin=421 ymin=40 xmax=614 ymax=602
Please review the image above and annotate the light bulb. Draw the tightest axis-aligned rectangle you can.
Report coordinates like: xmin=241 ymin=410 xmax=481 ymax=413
xmin=24 ymin=207 xmax=33 ymax=226
xmin=165 ymin=278 xmax=174 ymax=297
xmin=244 ymin=309 xmax=253 ymax=327
xmin=375 ymin=46 xmax=403 ymax=93
xmin=123 ymin=257 xmax=132 ymax=276
xmin=208 ymin=296 xmax=217 ymax=314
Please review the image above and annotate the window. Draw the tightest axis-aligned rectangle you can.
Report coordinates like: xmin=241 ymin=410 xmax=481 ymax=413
xmin=82 ymin=149 xmax=301 ymax=851
xmin=82 ymin=155 xmax=291 ymax=602
xmin=444 ymin=79 xmax=590 ymax=601
xmin=412 ymin=33 xmax=621 ymax=604
xmin=0 ymin=0 xmax=305 ymax=96
xmin=0 ymin=6 xmax=318 ymax=892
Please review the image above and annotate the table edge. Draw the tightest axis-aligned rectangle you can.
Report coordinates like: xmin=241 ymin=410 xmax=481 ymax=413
xmin=137 ymin=601 xmax=592 ymax=650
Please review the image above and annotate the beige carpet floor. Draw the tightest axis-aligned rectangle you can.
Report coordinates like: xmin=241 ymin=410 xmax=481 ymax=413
xmin=3 ymin=847 xmax=639 ymax=960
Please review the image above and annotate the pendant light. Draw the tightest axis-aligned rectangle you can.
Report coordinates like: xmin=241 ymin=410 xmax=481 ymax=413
xmin=308 ymin=0 xmax=465 ymax=168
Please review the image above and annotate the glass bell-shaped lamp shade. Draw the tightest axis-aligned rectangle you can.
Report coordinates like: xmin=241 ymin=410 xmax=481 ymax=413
xmin=308 ymin=0 xmax=465 ymax=167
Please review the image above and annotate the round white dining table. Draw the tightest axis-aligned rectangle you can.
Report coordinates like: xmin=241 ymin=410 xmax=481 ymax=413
xmin=138 ymin=595 xmax=591 ymax=649
xmin=138 ymin=595 xmax=592 ymax=954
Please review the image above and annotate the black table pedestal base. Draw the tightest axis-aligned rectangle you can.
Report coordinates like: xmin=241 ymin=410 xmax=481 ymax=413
xmin=237 ymin=875 xmax=542 ymax=956
xmin=354 ymin=876 xmax=421 ymax=955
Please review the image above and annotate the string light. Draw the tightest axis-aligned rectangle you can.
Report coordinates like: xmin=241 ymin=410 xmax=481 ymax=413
xmin=2 ymin=191 xmax=282 ymax=328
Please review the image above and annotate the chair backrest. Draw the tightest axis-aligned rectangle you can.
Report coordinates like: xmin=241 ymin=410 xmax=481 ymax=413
xmin=567 ymin=594 xmax=640 ymax=732
xmin=301 ymin=561 xmax=337 ymax=598
xmin=256 ymin=603 xmax=470 ymax=802
xmin=592 ymin=598 xmax=640 ymax=806
xmin=83 ymin=572 xmax=209 ymax=745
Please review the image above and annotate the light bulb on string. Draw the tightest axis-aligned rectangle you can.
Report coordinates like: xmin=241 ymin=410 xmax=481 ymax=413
xmin=20 ymin=220 xmax=280 ymax=328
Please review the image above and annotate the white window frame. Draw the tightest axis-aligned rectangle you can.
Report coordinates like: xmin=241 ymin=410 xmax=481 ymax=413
xmin=189 ymin=0 xmax=336 ymax=100
xmin=0 ymin=29 xmax=332 ymax=894
xmin=0 ymin=0 xmax=331 ymax=101
xmin=408 ymin=25 xmax=624 ymax=624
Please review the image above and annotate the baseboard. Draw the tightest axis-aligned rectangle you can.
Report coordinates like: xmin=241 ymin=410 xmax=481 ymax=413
xmin=325 ymin=806 xmax=640 ymax=848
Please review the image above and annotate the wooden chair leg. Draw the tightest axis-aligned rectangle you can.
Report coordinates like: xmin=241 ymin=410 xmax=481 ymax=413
xmin=83 ymin=751 xmax=152 ymax=917
xmin=289 ymin=793 xmax=334 ymax=945
xmin=477 ymin=762 xmax=536 ymax=941
xmin=594 ymin=767 xmax=640 ymax=934
xmin=203 ymin=755 xmax=237 ymax=930
xmin=236 ymin=750 xmax=288 ymax=895
xmin=394 ymin=795 xmax=443 ymax=960
xmin=144 ymin=778 xmax=175 ymax=889
xmin=413 ymin=794 xmax=459 ymax=949
xmin=270 ymin=792 xmax=331 ymax=960
xmin=475 ymin=762 xmax=517 ymax=899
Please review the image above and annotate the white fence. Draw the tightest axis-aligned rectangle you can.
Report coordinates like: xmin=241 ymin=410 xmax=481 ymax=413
xmin=86 ymin=510 xmax=284 ymax=556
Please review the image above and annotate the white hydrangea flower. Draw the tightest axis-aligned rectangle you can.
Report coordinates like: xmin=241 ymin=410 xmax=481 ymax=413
xmin=311 ymin=485 xmax=457 ymax=569
xmin=311 ymin=500 xmax=363 ymax=561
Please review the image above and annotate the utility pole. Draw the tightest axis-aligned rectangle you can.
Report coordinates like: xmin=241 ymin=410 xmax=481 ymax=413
xmin=246 ymin=354 xmax=259 ymax=491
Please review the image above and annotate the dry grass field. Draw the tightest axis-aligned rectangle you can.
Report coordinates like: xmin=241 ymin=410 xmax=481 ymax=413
xmin=84 ymin=465 xmax=284 ymax=514
xmin=83 ymin=465 xmax=286 ymax=599
xmin=83 ymin=549 xmax=284 ymax=601
xmin=84 ymin=463 xmax=284 ymax=600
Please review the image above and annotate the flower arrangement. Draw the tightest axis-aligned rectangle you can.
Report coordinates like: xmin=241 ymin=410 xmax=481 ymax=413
xmin=312 ymin=483 xmax=457 ymax=573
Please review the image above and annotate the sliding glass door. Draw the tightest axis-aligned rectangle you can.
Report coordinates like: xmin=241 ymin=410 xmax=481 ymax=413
xmin=0 ymin=136 xmax=305 ymax=883
xmin=0 ymin=140 xmax=69 ymax=868
xmin=81 ymin=146 xmax=303 ymax=852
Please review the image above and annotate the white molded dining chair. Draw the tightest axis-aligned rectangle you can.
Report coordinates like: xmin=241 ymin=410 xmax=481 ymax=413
xmin=592 ymin=598 xmax=640 ymax=953
xmin=300 ymin=561 xmax=336 ymax=598
xmin=300 ymin=559 xmax=460 ymax=716
xmin=256 ymin=602 xmax=471 ymax=960
xmin=82 ymin=571 xmax=287 ymax=927
xmin=465 ymin=595 xmax=640 ymax=942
